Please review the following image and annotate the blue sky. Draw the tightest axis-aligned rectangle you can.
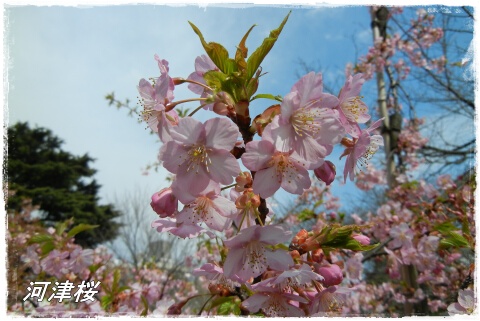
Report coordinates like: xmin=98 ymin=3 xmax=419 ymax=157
xmin=4 ymin=5 xmax=372 ymax=205
xmin=3 ymin=3 xmax=476 ymax=216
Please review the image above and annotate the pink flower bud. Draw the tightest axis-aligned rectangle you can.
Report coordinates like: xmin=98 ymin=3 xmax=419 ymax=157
xmin=317 ymin=264 xmax=343 ymax=287
xmin=235 ymin=171 xmax=253 ymax=192
xmin=314 ymin=161 xmax=336 ymax=185
xmin=150 ymin=188 xmax=177 ymax=218
xmin=352 ymin=233 xmax=370 ymax=245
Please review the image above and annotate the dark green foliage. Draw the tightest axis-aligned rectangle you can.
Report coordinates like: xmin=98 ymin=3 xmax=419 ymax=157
xmin=6 ymin=122 xmax=121 ymax=247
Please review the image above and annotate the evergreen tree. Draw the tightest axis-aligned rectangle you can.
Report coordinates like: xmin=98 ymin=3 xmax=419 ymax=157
xmin=6 ymin=122 xmax=121 ymax=247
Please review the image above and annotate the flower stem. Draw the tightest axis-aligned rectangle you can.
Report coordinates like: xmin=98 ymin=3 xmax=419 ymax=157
xmin=188 ymin=103 xmax=209 ymax=117
xmin=221 ymin=183 xmax=237 ymax=191
xmin=176 ymin=77 xmax=213 ymax=92
xmin=166 ymin=98 xmax=207 ymax=112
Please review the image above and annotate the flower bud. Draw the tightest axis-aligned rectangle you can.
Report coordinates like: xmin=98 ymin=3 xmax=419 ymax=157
xmin=311 ymin=248 xmax=324 ymax=264
xmin=150 ymin=188 xmax=178 ymax=218
xmin=167 ymin=300 xmax=187 ymax=315
xmin=352 ymin=233 xmax=370 ymax=246
xmin=253 ymin=104 xmax=281 ymax=136
xmin=212 ymin=92 xmax=235 ymax=116
xmin=235 ymin=171 xmax=253 ymax=192
xmin=314 ymin=161 xmax=336 ymax=186
xmin=317 ymin=264 xmax=343 ymax=287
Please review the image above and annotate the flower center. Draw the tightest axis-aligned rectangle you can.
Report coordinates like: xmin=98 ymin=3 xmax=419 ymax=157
xmin=246 ymin=242 xmax=267 ymax=274
xmin=341 ymin=96 xmax=367 ymax=122
xmin=186 ymin=145 xmax=212 ymax=173
xmin=264 ymin=296 xmax=288 ymax=317
xmin=290 ymin=105 xmax=322 ymax=137
xmin=266 ymin=153 xmax=298 ymax=184
xmin=192 ymin=196 xmax=213 ymax=222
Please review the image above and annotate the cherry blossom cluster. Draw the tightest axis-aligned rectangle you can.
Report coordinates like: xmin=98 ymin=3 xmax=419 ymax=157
xmin=139 ymin=15 xmax=385 ymax=316
xmin=355 ymin=8 xmax=446 ymax=81
xmin=348 ymin=170 xmax=475 ymax=315
xmin=7 ymin=203 xmax=198 ymax=317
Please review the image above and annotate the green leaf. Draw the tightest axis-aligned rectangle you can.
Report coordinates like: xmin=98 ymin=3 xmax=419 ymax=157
xmin=40 ymin=241 xmax=55 ymax=255
xmin=246 ymin=11 xmax=291 ymax=79
xmin=118 ymin=285 xmax=131 ymax=293
xmin=140 ymin=295 xmax=149 ymax=316
xmin=439 ymin=231 xmax=470 ymax=249
xmin=189 ymin=21 xmax=237 ymax=74
xmin=210 ymin=296 xmax=232 ymax=309
xmin=101 ymin=294 xmax=113 ymax=310
xmin=55 ymin=219 xmax=72 ymax=236
xmin=217 ymin=300 xmax=240 ymax=316
xmin=250 ymin=93 xmax=283 ymax=102
xmin=235 ymin=24 xmax=256 ymax=73
xmin=434 ymin=221 xmax=458 ymax=234
xmin=67 ymin=223 xmax=99 ymax=238
xmin=297 ymin=208 xmax=316 ymax=222
xmin=343 ymin=239 xmax=379 ymax=252
xmin=29 ymin=234 xmax=54 ymax=244
xmin=203 ymin=70 xmax=228 ymax=92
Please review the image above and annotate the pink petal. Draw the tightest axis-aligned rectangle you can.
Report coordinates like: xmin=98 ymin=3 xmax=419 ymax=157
xmin=224 ymin=225 xmax=259 ymax=248
xmin=158 ymin=142 xmax=189 ymax=174
xmin=208 ymin=150 xmax=240 ymax=185
xmin=204 ymin=118 xmax=239 ymax=150
xmin=175 ymin=164 xmax=211 ymax=196
xmin=252 ymin=166 xmax=281 ymax=199
xmin=292 ymin=72 xmax=324 ymax=106
xmin=211 ymin=195 xmax=237 ymax=217
xmin=241 ymin=140 xmax=275 ymax=171
xmin=280 ymin=91 xmax=299 ymax=120
xmin=264 ymin=250 xmax=293 ymax=273
xmin=258 ymin=225 xmax=292 ymax=245
xmin=157 ymin=111 xmax=173 ymax=143
xmin=170 ymin=117 xmax=205 ymax=145
xmin=264 ymin=117 xmax=295 ymax=153
xmin=292 ymin=135 xmax=328 ymax=164
xmin=223 ymin=247 xmax=246 ymax=279
xmin=280 ymin=160 xmax=311 ymax=195
xmin=242 ymin=294 xmax=270 ymax=313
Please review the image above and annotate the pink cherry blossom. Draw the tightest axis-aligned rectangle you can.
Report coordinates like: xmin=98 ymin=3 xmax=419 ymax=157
xmin=337 ymin=73 xmax=371 ymax=137
xmin=223 ymin=225 xmax=293 ymax=283
xmin=150 ymin=187 xmax=178 ymax=218
xmin=21 ymin=245 xmax=41 ymax=274
xmin=69 ymin=247 xmax=94 ymax=274
xmin=389 ymin=222 xmax=414 ymax=249
xmin=256 ymin=263 xmax=324 ymax=290
xmin=241 ymin=138 xmax=311 ymax=199
xmin=345 ymin=253 xmax=363 ymax=281
xmin=187 ymin=55 xmax=218 ymax=96
xmin=242 ymin=287 xmax=307 ymax=317
xmin=172 ymin=180 xmax=235 ymax=232
xmin=341 ymin=118 xmax=384 ymax=182
xmin=264 ymin=72 xmax=345 ymax=164
xmin=193 ymin=263 xmax=240 ymax=288
xmin=308 ymin=285 xmax=350 ymax=316
xmin=159 ymin=117 xmax=241 ymax=196
xmin=151 ymin=217 xmax=214 ymax=239
xmin=137 ymin=57 xmax=178 ymax=142
xmin=40 ymin=250 xmax=70 ymax=279
xmin=448 ymin=289 xmax=475 ymax=315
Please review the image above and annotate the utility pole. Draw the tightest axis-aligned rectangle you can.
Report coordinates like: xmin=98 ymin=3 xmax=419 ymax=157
xmin=370 ymin=6 xmax=422 ymax=316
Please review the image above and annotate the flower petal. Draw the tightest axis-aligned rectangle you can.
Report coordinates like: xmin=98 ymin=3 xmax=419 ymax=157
xmin=252 ymin=166 xmax=281 ymax=199
xmin=208 ymin=150 xmax=240 ymax=185
xmin=170 ymin=117 xmax=205 ymax=145
xmin=241 ymin=140 xmax=275 ymax=171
